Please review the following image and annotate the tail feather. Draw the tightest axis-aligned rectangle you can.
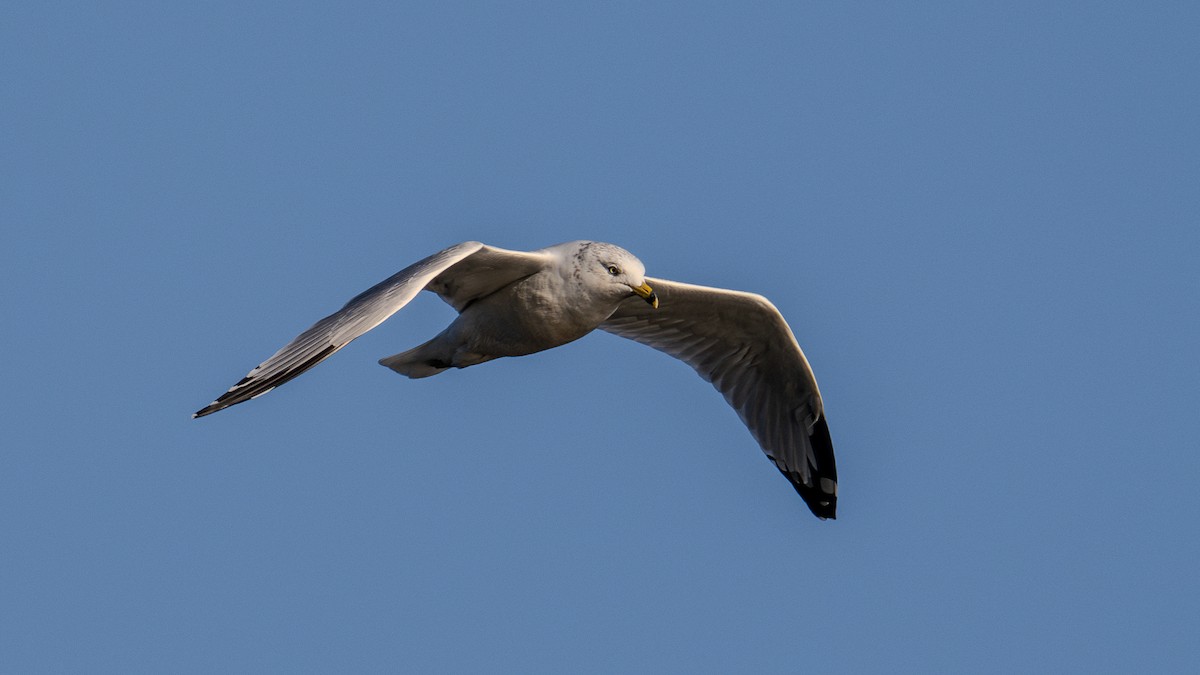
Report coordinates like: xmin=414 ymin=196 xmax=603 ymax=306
xmin=379 ymin=341 xmax=452 ymax=379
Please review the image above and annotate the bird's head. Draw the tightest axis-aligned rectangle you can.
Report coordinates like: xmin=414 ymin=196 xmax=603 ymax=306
xmin=569 ymin=241 xmax=658 ymax=308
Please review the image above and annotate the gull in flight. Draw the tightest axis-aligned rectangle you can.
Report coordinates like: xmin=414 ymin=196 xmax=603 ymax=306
xmin=194 ymin=241 xmax=838 ymax=519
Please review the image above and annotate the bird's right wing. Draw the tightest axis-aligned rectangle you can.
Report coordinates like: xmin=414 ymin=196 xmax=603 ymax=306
xmin=600 ymin=278 xmax=837 ymax=519
xmin=194 ymin=241 xmax=550 ymax=418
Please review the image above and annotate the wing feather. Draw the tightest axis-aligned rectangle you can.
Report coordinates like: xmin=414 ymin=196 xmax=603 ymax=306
xmin=601 ymin=278 xmax=838 ymax=519
xmin=194 ymin=241 xmax=550 ymax=418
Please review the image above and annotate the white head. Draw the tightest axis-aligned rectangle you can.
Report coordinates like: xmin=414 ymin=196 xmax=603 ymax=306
xmin=555 ymin=241 xmax=658 ymax=308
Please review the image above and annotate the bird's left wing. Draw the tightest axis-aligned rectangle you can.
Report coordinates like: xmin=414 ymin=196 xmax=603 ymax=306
xmin=193 ymin=241 xmax=550 ymax=418
xmin=600 ymin=278 xmax=838 ymax=519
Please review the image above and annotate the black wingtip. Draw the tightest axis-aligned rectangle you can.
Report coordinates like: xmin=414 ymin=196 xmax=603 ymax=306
xmin=784 ymin=415 xmax=838 ymax=520
xmin=192 ymin=398 xmax=228 ymax=418
xmin=796 ymin=488 xmax=838 ymax=520
xmin=192 ymin=343 xmax=341 ymax=421
xmin=191 ymin=391 xmax=241 ymax=419
xmin=790 ymin=471 xmax=837 ymax=519
xmin=792 ymin=482 xmax=838 ymax=520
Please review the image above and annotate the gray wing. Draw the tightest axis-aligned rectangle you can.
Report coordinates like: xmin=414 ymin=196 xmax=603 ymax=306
xmin=194 ymin=241 xmax=551 ymax=418
xmin=600 ymin=278 xmax=838 ymax=519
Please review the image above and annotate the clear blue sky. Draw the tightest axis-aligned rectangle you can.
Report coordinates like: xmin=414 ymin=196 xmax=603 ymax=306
xmin=3 ymin=2 xmax=1197 ymax=672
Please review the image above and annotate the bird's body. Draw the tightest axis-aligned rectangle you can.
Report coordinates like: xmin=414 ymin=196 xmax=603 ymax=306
xmin=381 ymin=241 xmax=650 ymax=376
xmin=194 ymin=240 xmax=839 ymax=519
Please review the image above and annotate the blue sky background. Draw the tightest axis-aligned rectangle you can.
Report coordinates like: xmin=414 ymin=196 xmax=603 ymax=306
xmin=3 ymin=2 xmax=1198 ymax=672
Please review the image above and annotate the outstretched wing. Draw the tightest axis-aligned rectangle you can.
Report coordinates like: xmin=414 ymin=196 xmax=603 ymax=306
xmin=193 ymin=241 xmax=550 ymax=418
xmin=600 ymin=278 xmax=838 ymax=519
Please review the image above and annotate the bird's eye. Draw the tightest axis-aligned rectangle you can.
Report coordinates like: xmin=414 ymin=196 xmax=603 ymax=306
xmin=606 ymin=265 xmax=621 ymax=276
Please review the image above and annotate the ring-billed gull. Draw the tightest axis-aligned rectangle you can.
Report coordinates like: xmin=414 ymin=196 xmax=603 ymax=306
xmin=194 ymin=241 xmax=838 ymax=519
